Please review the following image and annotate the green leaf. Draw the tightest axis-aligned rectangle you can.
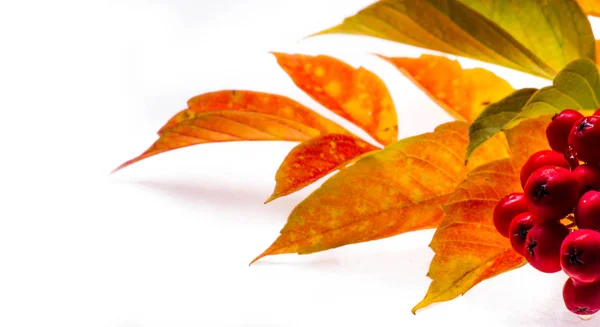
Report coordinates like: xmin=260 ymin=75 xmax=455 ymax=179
xmin=311 ymin=0 xmax=595 ymax=79
xmin=505 ymin=58 xmax=600 ymax=128
xmin=466 ymin=88 xmax=537 ymax=160
xmin=466 ymin=58 xmax=600 ymax=159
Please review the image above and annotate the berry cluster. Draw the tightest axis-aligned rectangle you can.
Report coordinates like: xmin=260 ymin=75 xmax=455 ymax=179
xmin=493 ymin=109 xmax=600 ymax=319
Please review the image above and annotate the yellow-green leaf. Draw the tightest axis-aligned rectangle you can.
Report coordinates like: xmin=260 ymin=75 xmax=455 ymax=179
xmin=459 ymin=0 xmax=595 ymax=74
xmin=466 ymin=58 xmax=600 ymax=159
xmin=378 ymin=54 xmax=514 ymax=122
xmin=312 ymin=0 xmax=595 ymax=79
xmin=413 ymin=159 xmax=526 ymax=314
xmin=506 ymin=58 xmax=600 ymax=129
xmin=251 ymin=122 xmax=508 ymax=264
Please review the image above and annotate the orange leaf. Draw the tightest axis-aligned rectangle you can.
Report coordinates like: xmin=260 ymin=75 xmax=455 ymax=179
xmin=413 ymin=159 xmax=526 ymax=313
xmin=379 ymin=54 xmax=514 ymax=122
xmin=251 ymin=122 xmax=507 ymax=264
xmin=578 ymin=0 xmax=600 ymax=17
xmin=159 ymin=90 xmax=349 ymax=135
xmin=265 ymin=134 xmax=379 ymax=203
xmin=504 ymin=115 xmax=552 ymax=169
xmin=114 ymin=111 xmax=322 ymax=172
xmin=596 ymin=39 xmax=600 ymax=64
xmin=414 ymin=115 xmax=550 ymax=313
xmin=272 ymin=52 xmax=398 ymax=145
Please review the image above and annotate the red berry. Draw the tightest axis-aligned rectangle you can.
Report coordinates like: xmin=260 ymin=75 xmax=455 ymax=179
xmin=594 ymin=108 xmax=600 ymax=116
xmin=508 ymin=212 xmax=535 ymax=255
xmin=574 ymin=190 xmax=600 ymax=232
xmin=564 ymin=145 xmax=580 ymax=170
xmin=573 ymin=164 xmax=600 ymax=192
xmin=569 ymin=116 xmax=600 ymax=164
xmin=524 ymin=221 xmax=570 ymax=273
xmin=519 ymin=150 xmax=571 ymax=188
xmin=563 ymin=278 xmax=600 ymax=316
xmin=524 ymin=166 xmax=581 ymax=223
xmin=547 ymin=109 xmax=584 ymax=154
xmin=493 ymin=193 xmax=528 ymax=238
xmin=561 ymin=229 xmax=600 ymax=284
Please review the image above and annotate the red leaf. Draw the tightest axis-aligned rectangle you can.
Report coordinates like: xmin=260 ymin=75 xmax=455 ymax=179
xmin=266 ymin=134 xmax=379 ymax=203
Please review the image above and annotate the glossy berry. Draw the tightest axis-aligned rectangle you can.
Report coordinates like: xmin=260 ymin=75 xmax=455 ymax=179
xmin=561 ymin=229 xmax=600 ymax=284
xmin=547 ymin=109 xmax=584 ymax=154
xmin=569 ymin=116 xmax=600 ymax=164
xmin=524 ymin=221 xmax=570 ymax=273
xmin=564 ymin=145 xmax=580 ymax=170
xmin=524 ymin=166 xmax=581 ymax=223
xmin=563 ymin=278 xmax=600 ymax=316
xmin=519 ymin=150 xmax=570 ymax=189
xmin=508 ymin=212 xmax=535 ymax=256
xmin=574 ymin=191 xmax=600 ymax=232
xmin=573 ymin=164 xmax=600 ymax=192
xmin=493 ymin=193 xmax=528 ymax=238
xmin=594 ymin=108 xmax=600 ymax=116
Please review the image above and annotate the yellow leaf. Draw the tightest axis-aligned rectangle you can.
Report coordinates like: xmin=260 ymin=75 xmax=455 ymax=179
xmin=413 ymin=159 xmax=526 ymax=313
xmin=379 ymin=54 xmax=514 ymax=122
xmin=251 ymin=122 xmax=508 ymax=264
xmin=415 ymin=114 xmax=550 ymax=313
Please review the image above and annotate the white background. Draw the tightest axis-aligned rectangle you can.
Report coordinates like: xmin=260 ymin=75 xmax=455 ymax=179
xmin=2 ymin=1 xmax=600 ymax=326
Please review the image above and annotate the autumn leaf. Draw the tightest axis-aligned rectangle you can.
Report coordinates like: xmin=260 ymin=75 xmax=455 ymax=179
xmin=312 ymin=0 xmax=595 ymax=79
xmin=251 ymin=122 xmax=509 ymax=264
xmin=466 ymin=88 xmax=537 ymax=159
xmin=597 ymin=39 xmax=600 ymax=64
xmin=414 ymin=113 xmax=551 ymax=313
xmin=378 ymin=54 xmax=514 ymax=122
xmin=266 ymin=134 xmax=379 ymax=203
xmin=159 ymin=90 xmax=348 ymax=135
xmin=413 ymin=159 xmax=526 ymax=313
xmin=272 ymin=52 xmax=398 ymax=145
xmin=114 ymin=90 xmax=353 ymax=172
xmin=504 ymin=115 xmax=552 ymax=168
xmin=113 ymin=111 xmax=324 ymax=172
xmin=578 ymin=0 xmax=600 ymax=17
